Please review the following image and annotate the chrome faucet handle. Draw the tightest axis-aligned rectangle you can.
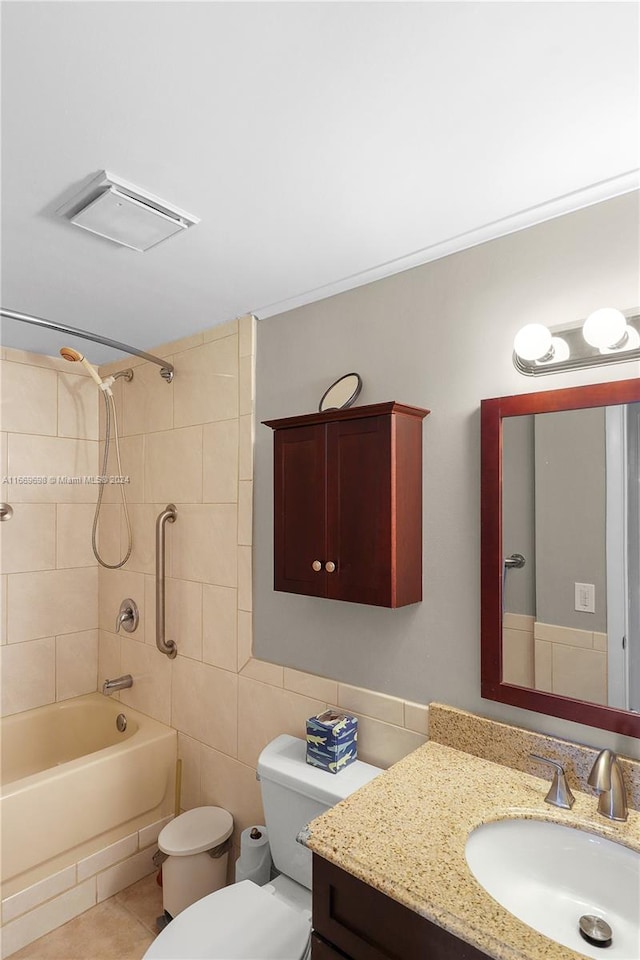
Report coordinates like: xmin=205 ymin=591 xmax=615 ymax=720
xmin=587 ymin=749 xmax=628 ymax=822
xmin=115 ymin=610 xmax=131 ymax=633
xmin=530 ymin=754 xmax=575 ymax=809
xmin=115 ymin=598 xmax=139 ymax=634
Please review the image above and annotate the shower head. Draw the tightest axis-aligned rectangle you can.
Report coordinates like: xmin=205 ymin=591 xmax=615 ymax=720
xmin=60 ymin=346 xmax=84 ymax=363
xmin=59 ymin=346 xmax=110 ymax=393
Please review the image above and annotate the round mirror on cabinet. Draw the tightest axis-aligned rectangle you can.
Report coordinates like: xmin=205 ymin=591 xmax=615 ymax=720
xmin=318 ymin=373 xmax=362 ymax=412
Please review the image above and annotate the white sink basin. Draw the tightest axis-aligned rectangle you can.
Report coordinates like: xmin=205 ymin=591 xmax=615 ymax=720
xmin=465 ymin=819 xmax=640 ymax=960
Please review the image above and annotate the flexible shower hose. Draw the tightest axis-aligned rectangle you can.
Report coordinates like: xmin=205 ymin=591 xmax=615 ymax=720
xmin=92 ymin=390 xmax=133 ymax=568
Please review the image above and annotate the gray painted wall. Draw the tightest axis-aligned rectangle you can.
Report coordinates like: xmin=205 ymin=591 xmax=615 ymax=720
xmin=254 ymin=192 xmax=640 ymax=755
xmin=535 ymin=408 xmax=607 ymax=632
xmin=502 ymin=416 xmax=535 ymax=617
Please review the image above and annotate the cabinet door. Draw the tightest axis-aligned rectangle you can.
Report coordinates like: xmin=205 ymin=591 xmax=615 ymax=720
xmin=273 ymin=424 xmax=327 ymax=596
xmin=311 ymin=933 xmax=351 ymax=959
xmin=326 ymin=415 xmax=392 ymax=606
xmin=313 ymin=856 xmax=492 ymax=960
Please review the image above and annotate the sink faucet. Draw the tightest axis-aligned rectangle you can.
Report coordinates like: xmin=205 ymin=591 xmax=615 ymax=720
xmin=530 ymin=754 xmax=575 ymax=809
xmin=102 ymin=674 xmax=133 ymax=696
xmin=587 ymin=749 xmax=628 ymax=822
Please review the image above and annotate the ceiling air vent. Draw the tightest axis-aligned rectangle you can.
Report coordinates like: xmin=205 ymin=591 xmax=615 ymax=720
xmin=56 ymin=171 xmax=200 ymax=252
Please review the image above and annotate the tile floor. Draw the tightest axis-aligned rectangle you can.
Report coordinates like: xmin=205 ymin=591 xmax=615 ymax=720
xmin=9 ymin=874 xmax=164 ymax=960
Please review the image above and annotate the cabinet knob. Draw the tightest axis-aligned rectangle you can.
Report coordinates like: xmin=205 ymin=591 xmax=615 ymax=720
xmin=325 ymin=561 xmax=336 ymax=573
xmin=312 ymin=560 xmax=322 ymax=572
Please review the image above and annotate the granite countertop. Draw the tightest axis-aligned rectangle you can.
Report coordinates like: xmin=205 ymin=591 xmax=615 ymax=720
xmin=304 ymin=740 xmax=640 ymax=960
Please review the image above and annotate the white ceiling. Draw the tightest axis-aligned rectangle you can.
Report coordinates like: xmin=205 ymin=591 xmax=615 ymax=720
xmin=1 ymin=1 xmax=638 ymax=363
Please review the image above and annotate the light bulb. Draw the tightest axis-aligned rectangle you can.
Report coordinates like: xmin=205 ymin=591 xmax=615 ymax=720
xmin=549 ymin=336 xmax=570 ymax=362
xmin=599 ymin=324 xmax=640 ymax=354
xmin=529 ymin=336 xmax=570 ymax=366
xmin=513 ymin=324 xmax=552 ymax=362
xmin=582 ymin=308 xmax=627 ymax=349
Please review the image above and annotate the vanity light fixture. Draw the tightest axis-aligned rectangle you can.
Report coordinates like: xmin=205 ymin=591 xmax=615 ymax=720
xmin=513 ymin=308 xmax=640 ymax=376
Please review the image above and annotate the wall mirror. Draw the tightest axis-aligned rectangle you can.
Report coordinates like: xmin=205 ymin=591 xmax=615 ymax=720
xmin=481 ymin=377 xmax=640 ymax=737
xmin=318 ymin=373 xmax=362 ymax=412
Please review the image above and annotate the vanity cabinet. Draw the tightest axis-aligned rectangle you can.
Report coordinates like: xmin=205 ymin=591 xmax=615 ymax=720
xmin=312 ymin=855 xmax=491 ymax=960
xmin=264 ymin=402 xmax=428 ymax=608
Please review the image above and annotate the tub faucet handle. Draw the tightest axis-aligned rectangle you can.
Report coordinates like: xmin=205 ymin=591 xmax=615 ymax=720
xmin=115 ymin=598 xmax=139 ymax=634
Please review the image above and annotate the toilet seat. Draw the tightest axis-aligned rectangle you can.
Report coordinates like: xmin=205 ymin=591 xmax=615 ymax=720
xmin=142 ymin=879 xmax=311 ymax=960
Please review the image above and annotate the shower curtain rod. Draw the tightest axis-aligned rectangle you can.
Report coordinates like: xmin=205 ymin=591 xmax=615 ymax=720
xmin=0 ymin=308 xmax=174 ymax=382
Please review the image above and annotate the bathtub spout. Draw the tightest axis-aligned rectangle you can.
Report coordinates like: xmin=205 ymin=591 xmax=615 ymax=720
xmin=102 ymin=675 xmax=133 ymax=695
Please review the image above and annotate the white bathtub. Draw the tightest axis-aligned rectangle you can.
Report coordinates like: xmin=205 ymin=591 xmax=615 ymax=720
xmin=1 ymin=693 xmax=176 ymax=884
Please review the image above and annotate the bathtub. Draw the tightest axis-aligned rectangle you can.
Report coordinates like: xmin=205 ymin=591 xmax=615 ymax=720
xmin=1 ymin=693 xmax=176 ymax=884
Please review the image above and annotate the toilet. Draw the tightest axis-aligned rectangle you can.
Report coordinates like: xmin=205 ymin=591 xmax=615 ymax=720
xmin=143 ymin=734 xmax=381 ymax=960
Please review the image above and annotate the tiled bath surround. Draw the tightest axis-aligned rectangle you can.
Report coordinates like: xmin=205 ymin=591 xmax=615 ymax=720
xmin=0 ymin=349 xmax=173 ymax=956
xmin=0 ymin=347 xmax=100 ymax=716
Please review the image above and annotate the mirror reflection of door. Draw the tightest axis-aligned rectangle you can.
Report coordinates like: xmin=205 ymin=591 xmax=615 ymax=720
xmin=628 ymin=404 xmax=640 ymax=710
xmin=502 ymin=404 xmax=639 ymax=711
xmin=607 ymin=402 xmax=640 ymax=711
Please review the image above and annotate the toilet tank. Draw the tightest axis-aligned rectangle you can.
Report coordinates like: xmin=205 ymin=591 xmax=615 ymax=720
xmin=257 ymin=734 xmax=382 ymax=890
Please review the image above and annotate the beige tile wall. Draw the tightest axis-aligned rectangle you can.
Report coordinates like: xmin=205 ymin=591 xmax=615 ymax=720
xmin=533 ymin=620 xmax=608 ymax=705
xmin=0 ymin=348 xmax=99 ymax=717
xmin=502 ymin=612 xmax=534 ymax=688
xmin=0 ymin=814 xmax=170 ymax=958
xmin=97 ymin=316 xmax=430 ymax=867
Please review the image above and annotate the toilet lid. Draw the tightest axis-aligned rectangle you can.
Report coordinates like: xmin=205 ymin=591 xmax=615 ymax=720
xmin=158 ymin=807 xmax=233 ymax=856
xmin=142 ymin=880 xmax=311 ymax=960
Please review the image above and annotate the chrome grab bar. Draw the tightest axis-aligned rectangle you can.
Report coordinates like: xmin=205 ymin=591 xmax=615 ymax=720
xmin=156 ymin=504 xmax=177 ymax=659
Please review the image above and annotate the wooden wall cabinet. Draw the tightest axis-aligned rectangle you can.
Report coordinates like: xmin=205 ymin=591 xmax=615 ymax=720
xmin=264 ymin=402 xmax=429 ymax=608
xmin=312 ymin=855 xmax=491 ymax=960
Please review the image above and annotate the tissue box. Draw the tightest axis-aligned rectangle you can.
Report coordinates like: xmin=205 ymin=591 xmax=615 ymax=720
xmin=306 ymin=709 xmax=358 ymax=773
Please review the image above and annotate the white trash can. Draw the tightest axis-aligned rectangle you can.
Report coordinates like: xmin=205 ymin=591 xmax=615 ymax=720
xmin=158 ymin=806 xmax=233 ymax=918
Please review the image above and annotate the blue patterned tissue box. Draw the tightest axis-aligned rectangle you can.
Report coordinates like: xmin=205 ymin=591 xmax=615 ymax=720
xmin=306 ymin=709 xmax=358 ymax=773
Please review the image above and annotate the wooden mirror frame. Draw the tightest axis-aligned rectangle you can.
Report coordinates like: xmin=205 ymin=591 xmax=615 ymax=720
xmin=481 ymin=376 xmax=640 ymax=738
